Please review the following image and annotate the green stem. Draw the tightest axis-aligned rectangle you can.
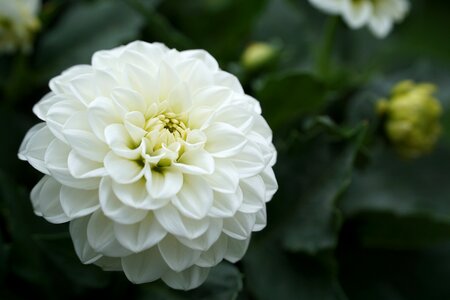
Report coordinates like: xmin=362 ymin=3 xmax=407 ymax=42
xmin=316 ymin=16 xmax=339 ymax=79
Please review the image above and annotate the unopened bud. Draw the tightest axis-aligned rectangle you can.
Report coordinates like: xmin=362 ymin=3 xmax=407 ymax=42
xmin=377 ymin=80 xmax=442 ymax=159
xmin=241 ymin=42 xmax=278 ymax=72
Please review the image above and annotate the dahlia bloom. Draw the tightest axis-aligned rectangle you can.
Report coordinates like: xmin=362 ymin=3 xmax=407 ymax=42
xmin=0 ymin=0 xmax=41 ymax=53
xmin=18 ymin=41 xmax=277 ymax=290
xmin=309 ymin=0 xmax=410 ymax=38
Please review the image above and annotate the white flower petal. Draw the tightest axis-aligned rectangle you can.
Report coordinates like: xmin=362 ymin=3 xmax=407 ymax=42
xmin=224 ymin=237 xmax=251 ymax=263
xmin=174 ymin=149 xmax=215 ymax=175
xmin=45 ymin=139 xmax=99 ymax=190
xmin=115 ymin=213 xmax=167 ymax=252
xmin=214 ymin=70 xmax=244 ymax=93
xmin=18 ymin=123 xmax=52 ymax=175
xmin=238 ymin=176 xmax=266 ymax=214
xmin=369 ymin=16 xmax=393 ymax=38
xmin=161 ymin=265 xmax=210 ymax=291
xmin=94 ymin=256 xmax=123 ymax=271
xmin=63 ymin=112 xmax=109 ymax=162
xmin=204 ymin=122 xmax=247 ymax=158
xmin=147 ymin=168 xmax=183 ymax=199
xmin=191 ymin=86 xmax=232 ymax=110
xmin=60 ymin=186 xmax=100 ymax=218
xmin=231 ymin=143 xmax=266 ymax=178
xmin=124 ymin=111 xmax=147 ymax=144
xmin=104 ymin=124 xmax=142 ymax=160
xmin=172 ymin=175 xmax=213 ymax=220
xmin=253 ymin=207 xmax=267 ymax=231
xmin=210 ymin=105 xmax=255 ymax=133
xmin=167 ymin=81 xmax=192 ymax=114
xmin=49 ymin=65 xmax=93 ymax=95
xmin=208 ymin=189 xmax=243 ymax=218
xmin=158 ymin=60 xmax=182 ymax=101
xmin=158 ymin=235 xmax=202 ymax=272
xmin=260 ymin=166 xmax=278 ymax=202
xmin=181 ymin=60 xmax=214 ymax=93
xmin=87 ymin=96 xmax=121 ymax=142
xmin=223 ymin=211 xmax=256 ymax=240
xmin=32 ymin=92 xmax=60 ymax=121
xmin=342 ymin=0 xmax=372 ymax=28
xmin=122 ymin=63 xmax=159 ymax=106
xmin=68 ymin=70 xmax=117 ymax=106
xmin=112 ymin=177 xmax=170 ymax=210
xmin=69 ymin=216 xmax=102 ymax=264
xmin=196 ymin=234 xmax=228 ymax=267
xmin=67 ymin=150 xmax=107 ymax=179
xmin=104 ymin=151 xmax=146 ymax=184
xmin=203 ymin=158 xmax=239 ymax=193
xmin=155 ymin=204 xmax=210 ymax=239
xmin=99 ymin=177 xmax=148 ymax=224
xmin=180 ymin=49 xmax=219 ymax=71
xmin=46 ymin=99 xmax=84 ymax=142
xmin=308 ymin=0 xmax=343 ymax=13
xmin=30 ymin=176 xmax=69 ymax=224
xmin=111 ymin=87 xmax=147 ymax=116
xmin=177 ymin=218 xmax=223 ymax=251
xmin=122 ymin=246 xmax=168 ymax=284
xmin=87 ymin=210 xmax=133 ymax=257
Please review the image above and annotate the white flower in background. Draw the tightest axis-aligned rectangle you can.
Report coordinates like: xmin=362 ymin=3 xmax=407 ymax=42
xmin=309 ymin=0 xmax=410 ymax=38
xmin=18 ymin=41 xmax=277 ymax=290
xmin=0 ymin=0 xmax=41 ymax=53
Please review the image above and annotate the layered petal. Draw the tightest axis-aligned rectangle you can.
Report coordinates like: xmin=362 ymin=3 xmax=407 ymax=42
xmin=19 ymin=40 xmax=278 ymax=291
xmin=114 ymin=213 xmax=166 ymax=252
xmin=162 ymin=265 xmax=210 ymax=290
xmin=122 ymin=246 xmax=168 ymax=283
xmin=30 ymin=176 xmax=69 ymax=224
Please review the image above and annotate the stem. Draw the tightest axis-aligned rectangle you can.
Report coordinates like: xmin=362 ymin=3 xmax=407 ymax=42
xmin=316 ymin=16 xmax=339 ymax=79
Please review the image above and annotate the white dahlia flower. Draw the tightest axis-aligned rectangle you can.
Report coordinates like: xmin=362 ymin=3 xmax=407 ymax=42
xmin=0 ymin=0 xmax=41 ymax=53
xmin=309 ymin=0 xmax=410 ymax=38
xmin=18 ymin=41 xmax=277 ymax=290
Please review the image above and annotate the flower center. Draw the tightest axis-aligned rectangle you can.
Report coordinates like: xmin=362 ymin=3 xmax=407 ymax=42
xmin=146 ymin=112 xmax=188 ymax=140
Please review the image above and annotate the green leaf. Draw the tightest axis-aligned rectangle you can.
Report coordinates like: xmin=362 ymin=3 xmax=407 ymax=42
xmin=281 ymin=124 xmax=367 ymax=253
xmin=158 ymin=0 xmax=268 ymax=62
xmin=347 ymin=212 xmax=450 ymax=250
xmin=0 ymin=171 xmax=52 ymax=289
xmin=137 ymin=262 xmax=242 ymax=300
xmin=0 ymin=231 xmax=10 ymax=285
xmin=256 ymin=72 xmax=327 ymax=129
xmin=339 ymin=143 xmax=450 ymax=221
xmin=243 ymin=238 xmax=348 ymax=300
xmin=34 ymin=0 xmax=145 ymax=81
xmin=35 ymin=234 xmax=112 ymax=289
xmin=338 ymin=239 xmax=450 ymax=300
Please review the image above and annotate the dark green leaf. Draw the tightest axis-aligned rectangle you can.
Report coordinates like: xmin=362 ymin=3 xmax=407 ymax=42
xmin=338 ymin=237 xmax=450 ymax=300
xmin=339 ymin=144 xmax=450 ymax=221
xmin=281 ymin=124 xmax=367 ymax=253
xmin=257 ymin=72 xmax=327 ymax=129
xmin=347 ymin=212 xmax=450 ymax=249
xmin=35 ymin=234 xmax=112 ymax=289
xmin=35 ymin=0 xmax=145 ymax=81
xmin=244 ymin=238 xmax=348 ymax=300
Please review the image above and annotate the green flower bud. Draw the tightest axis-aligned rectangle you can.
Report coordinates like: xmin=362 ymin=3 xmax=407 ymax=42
xmin=377 ymin=80 xmax=442 ymax=159
xmin=241 ymin=42 xmax=278 ymax=72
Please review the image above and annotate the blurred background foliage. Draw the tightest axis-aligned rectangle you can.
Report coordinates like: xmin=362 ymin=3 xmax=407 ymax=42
xmin=1 ymin=0 xmax=450 ymax=299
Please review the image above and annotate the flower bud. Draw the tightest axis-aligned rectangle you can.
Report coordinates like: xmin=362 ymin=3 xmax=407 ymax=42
xmin=377 ymin=80 xmax=442 ymax=158
xmin=0 ymin=0 xmax=41 ymax=53
xmin=241 ymin=42 xmax=278 ymax=72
